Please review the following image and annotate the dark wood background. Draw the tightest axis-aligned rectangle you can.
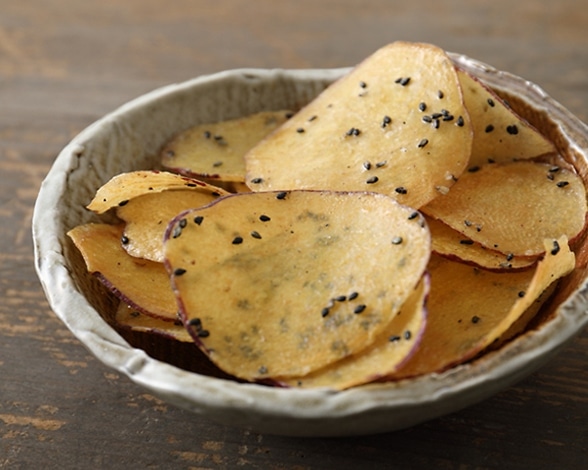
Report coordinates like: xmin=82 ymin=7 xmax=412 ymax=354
xmin=1 ymin=1 xmax=586 ymax=468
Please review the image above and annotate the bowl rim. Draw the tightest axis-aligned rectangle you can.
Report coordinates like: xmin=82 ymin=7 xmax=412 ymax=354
xmin=32 ymin=54 xmax=588 ymax=436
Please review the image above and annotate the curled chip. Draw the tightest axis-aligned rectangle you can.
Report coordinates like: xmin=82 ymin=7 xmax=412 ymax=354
xmin=87 ymin=170 xmax=227 ymax=214
xmin=457 ymin=69 xmax=556 ymax=169
xmin=116 ymin=302 xmax=192 ymax=343
xmin=423 ymin=161 xmax=587 ymax=256
xmin=161 ymin=110 xmax=292 ymax=183
xmin=277 ymin=275 xmax=429 ymax=390
xmin=163 ymin=190 xmax=431 ymax=381
xmin=427 ymin=216 xmax=537 ymax=271
xmin=245 ymin=41 xmax=473 ymax=209
xmin=67 ymin=223 xmax=178 ymax=322
xmin=391 ymin=236 xmax=574 ymax=379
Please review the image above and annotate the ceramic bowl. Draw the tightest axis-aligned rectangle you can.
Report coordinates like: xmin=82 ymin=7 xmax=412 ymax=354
xmin=33 ymin=53 xmax=588 ymax=437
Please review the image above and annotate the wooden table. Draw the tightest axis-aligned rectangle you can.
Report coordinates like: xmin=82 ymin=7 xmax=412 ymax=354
xmin=1 ymin=1 xmax=586 ymax=468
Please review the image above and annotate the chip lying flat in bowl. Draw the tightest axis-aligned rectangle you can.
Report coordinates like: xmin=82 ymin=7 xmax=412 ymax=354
xmin=65 ymin=40 xmax=587 ymax=393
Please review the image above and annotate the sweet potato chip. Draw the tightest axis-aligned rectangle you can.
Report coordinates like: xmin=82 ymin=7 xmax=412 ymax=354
xmin=87 ymin=170 xmax=228 ymax=214
xmin=161 ymin=111 xmax=292 ymax=182
xmin=457 ymin=69 xmax=556 ymax=169
xmin=67 ymin=223 xmax=177 ymax=321
xmin=277 ymin=275 xmax=428 ymax=390
xmin=163 ymin=190 xmax=431 ymax=381
xmin=391 ymin=236 xmax=574 ymax=378
xmin=423 ymin=161 xmax=587 ymax=256
xmin=115 ymin=302 xmax=192 ymax=342
xmin=427 ymin=216 xmax=537 ymax=271
xmin=117 ymin=189 xmax=225 ymax=262
xmin=245 ymin=42 xmax=473 ymax=209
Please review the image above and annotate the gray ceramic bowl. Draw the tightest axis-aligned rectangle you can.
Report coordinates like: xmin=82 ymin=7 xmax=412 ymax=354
xmin=33 ymin=53 xmax=588 ymax=437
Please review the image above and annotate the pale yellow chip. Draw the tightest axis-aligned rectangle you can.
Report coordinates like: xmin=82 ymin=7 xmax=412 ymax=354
xmin=427 ymin=216 xmax=537 ymax=270
xmin=245 ymin=42 xmax=473 ymax=209
xmin=163 ymin=190 xmax=431 ymax=381
xmin=423 ymin=161 xmax=587 ymax=256
xmin=87 ymin=170 xmax=228 ymax=214
xmin=117 ymin=189 xmax=224 ymax=263
xmin=277 ymin=275 xmax=428 ymax=390
xmin=457 ymin=69 xmax=556 ymax=168
xmin=161 ymin=111 xmax=292 ymax=182
xmin=67 ymin=223 xmax=178 ymax=321
xmin=115 ymin=302 xmax=192 ymax=342
xmin=391 ymin=236 xmax=574 ymax=379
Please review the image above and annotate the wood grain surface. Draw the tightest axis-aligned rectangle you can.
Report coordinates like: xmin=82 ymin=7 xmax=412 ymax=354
xmin=1 ymin=1 xmax=586 ymax=468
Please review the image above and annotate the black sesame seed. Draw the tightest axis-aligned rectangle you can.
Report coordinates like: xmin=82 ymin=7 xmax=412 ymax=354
xmin=354 ymin=304 xmax=366 ymax=314
xmin=321 ymin=307 xmax=330 ymax=318
xmin=391 ymin=236 xmax=403 ymax=245
xmin=549 ymin=166 xmax=561 ymax=173
xmin=456 ymin=116 xmax=465 ymax=127
xmin=485 ymin=124 xmax=495 ymax=133
xmin=442 ymin=114 xmax=454 ymax=122
xmin=250 ymin=177 xmax=264 ymax=184
xmin=471 ymin=315 xmax=480 ymax=324
xmin=348 ymin=292 xmax=359 ymax=301
xmin=551 ymin=239 xmax=561 ymax=255
xmin=259 ymin=366 xmax=268 ymax=375
xmin=296 ymin=127 xmax=305 ymax=133
xmin=459 ymin=239 xmax=474 ymax=245
xmin=187 ymin=317 xmax=202 ymax=329
xmin=366 ymin=176 xmax=379 ymax=184
xmin=518 ymin=291 xmax=526 ymax=298
xmin=418 ymin=102 xmax=427 ymax=112
xmin=432 ymin=119 xmax=440 ymax=129
xmin=213 ymin=161 xmax=223 ymax=167
xmin=334 ymin=295 xmax=347 ymax=302
xmin=197 ymin=329 xmax=210 ymax=338
xmin=179 ymin=218 xmax=187 ymax=229
xmin=259 ymin=214 xmax=271 ymax=222
xmin=506 ymin=253 xmax=514 ymax=261
xmin=194 ymin=215 xmax=204 ymax=225
xmin=359 ymin=81 xmax=367 ymax=88
xmin=174 ymin=268 xmax=187 ymax=276
xmin=121 ymin=235 xmax=129 ymax=245
xmin=468 ymin=166 xmax=481 ymax=173
xmin=422 ymin=115 xmax=433 ymax=123
xmin=487 ymin=98 xmax=495 ymax=107
xmin=438 ymin=90 xmax=444 ymax=99
xmin=381 ymin=115 xmax=392 ymax=128
xmin=408 ymin=211 xmax=419 ymax=220
xmin=395 ymin=77 xmax=411 ymax=86
xmin=203 ymin=131 xmax=211 ymax=138
xmin=395 ymin=187 xmax=408 ymax=194
xmin=417 ymin=138 xmax=429 ymax=148
xmin=308 ymin=115 xmax=318 ymax=122
xmin=431 ymin=112 xmax=443 ymax=119
xmin=404 ymin=330 xmax=412 ymax=340
xmin=118 ymin=199 xmax=129 ymax=207
xmin=506 ymin=124 xmax=519 ymax=135
xmin=276 ymin=192 xmax=288 ymax=200
xmin=389 ymin=335 xmax=401 ymax=342
xmin=250 ymin=231 xmax=262 ymax=239
xmin=376 ymin=161 xmax=387 ymax=168
xmin=172 ymin=225 xmax=183 ymax=239
xmin=346 ymin=127 xmax=361 ymax=136
xmin=363 ymin=161 xmax=372 ymax=170
xmin=556 ymin=181 xmax=569 ymax=188
xmin=232 ymin=236 xmax=244 ymax=245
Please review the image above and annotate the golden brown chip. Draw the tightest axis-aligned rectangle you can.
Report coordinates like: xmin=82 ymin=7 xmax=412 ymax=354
xmin=87 ymin=170 xmax=228 ymax=214
xmin=427 ymin=216 xmax=537 ymax=270
xmin=277 ymin=275 xmax=428 ymax=390
xmin=161 ymin=111 xmax=292 ymax=182
xmin=422 ymin=161 xmax=587 ymax=256
xmin=115 ymin=302 xmax=192 ymax=342
xmin=245 ymin=42 xmax=473 ymax=209
xmin=457 ymin=69 xmax=556 ymax=168
xmin=391 ymin=236 xmax=574 ymax=379
xmin=117 ymin=189 xmax=224 ymax=262
xmin=163 ymin=190 xmax=431 ymax=381
xmin=67 ymin=223 xmax=178 ymax=321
